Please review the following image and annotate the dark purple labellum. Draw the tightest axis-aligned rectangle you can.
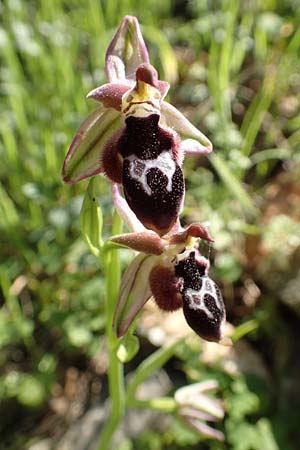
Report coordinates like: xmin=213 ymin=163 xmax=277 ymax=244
xmin=175 ymin=251 xmax=225 ymax=342
xmin=119 ymin=114 xmax=184 ymax=236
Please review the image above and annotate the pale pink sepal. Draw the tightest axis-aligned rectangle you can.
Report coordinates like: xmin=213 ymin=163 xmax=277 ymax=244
xmin=62 ymin=107 xmax=121 ymax=184
xmin=179 ymin=406 xmax=219 ymax=423
xmin=182 ymin=416 xmax=224 ymax=442
xmin=157 ymin=80 xmax=170 ymax=100
xmin=112 ymin=184 xmax=146 ymax=233
xmin=113 ymin=254 xmax=156 ymax=337
xmin=175 ymin=380 xmax=219 ymax=403
xmin=180 ymin=138 xmax=212 ymax=156
xmin=175 ymin=381 xmax=224 ymax=420
xmin=87 ymin=82 xmax=131 ymax=111
xmin=105 ymin=16 xmax=150 ymax=83
xmin=161 ymin=102 xmax=213 ymax=154
xmin=190 ymin=393 xmax=224 ymax=420
xmin=110 ymin=231 xmax=165 ymax=255
xmin=176 ymin=381 xmax=224 ymax=442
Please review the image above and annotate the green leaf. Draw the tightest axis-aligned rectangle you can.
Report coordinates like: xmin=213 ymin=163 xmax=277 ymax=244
xmin=116 ymin=334 xmax=140 ymax=363
xmin=126 ymin=340 xmax=182 ymax=402
xmin=17 ymin=375 xmax=46 ymax=408
xmin=257 ymin=419 xmax=280 ymax=450
xmin=67 ymin=326 xmax=93 ymax=348
xmin=0 ymin=182 xmax=19 ymax=229
xmin=80 ymin=177 xmax=103 ymax=257
xmin=232 ymin=319 xmax=259 ymax=341
xmin=209 ymin=152 xmax=257 ymax=216
xmin=143 ymin=25 xmax=178 ymax=84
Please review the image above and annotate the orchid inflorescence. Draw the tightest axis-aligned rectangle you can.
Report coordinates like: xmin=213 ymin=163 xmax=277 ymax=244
xmin=62 ymin=15 xmax=229 ymax=345
xmin=62 ymin=15 xmax=228 ymax=442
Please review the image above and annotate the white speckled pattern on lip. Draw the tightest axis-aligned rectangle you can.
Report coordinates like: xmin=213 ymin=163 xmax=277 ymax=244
xmin=126 ymin=150 xmax=176 ymax=196
xmin=184 ymin=277 xmax=223 ymax=319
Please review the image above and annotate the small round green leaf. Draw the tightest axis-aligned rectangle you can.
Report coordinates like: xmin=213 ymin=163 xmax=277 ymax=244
xmin=116 ymin=334 xmax=139 ymax=363
xmin=17 ymin=375 xmax=46 ymax=408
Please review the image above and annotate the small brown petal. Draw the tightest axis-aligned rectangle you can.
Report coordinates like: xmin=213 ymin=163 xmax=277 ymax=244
xmin=111 ymin=231 xmax=165 ymax=255
xmin=87 ymin=83 xmax=131 ymax=111
xmin=169 ymin=223 xmax=214 ymax=244
xmin=136 ymin=63 xmax=159 ymax=88
xmin=187 ymin=223 xmax=214 ymax=242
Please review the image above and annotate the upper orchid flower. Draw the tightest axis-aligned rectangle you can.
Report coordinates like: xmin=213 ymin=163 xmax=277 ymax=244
xmin=62 ymin=16 xmax=212 ymax=236
xmin=111 ymin=185 xmax=230 ymax=345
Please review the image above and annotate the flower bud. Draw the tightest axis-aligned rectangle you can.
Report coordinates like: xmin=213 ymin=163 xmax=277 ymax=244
xmin=175 ymin=381 xmax=225 ymax=442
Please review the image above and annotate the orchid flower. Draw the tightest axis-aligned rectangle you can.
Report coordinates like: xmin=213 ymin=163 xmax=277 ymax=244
xmin=62 ymin=16 xmax=212 ymax=236
xmin=175 ymin=380 xmax=225 ymax=442
xmin=111 ymin=185 xmax=230 ymax=345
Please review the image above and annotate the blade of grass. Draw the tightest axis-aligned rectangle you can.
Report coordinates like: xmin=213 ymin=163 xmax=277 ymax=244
xmin=209 ymin=152 xmax=257 ymax=215
xmin=240 ymin=66 xmax=276 ymax=159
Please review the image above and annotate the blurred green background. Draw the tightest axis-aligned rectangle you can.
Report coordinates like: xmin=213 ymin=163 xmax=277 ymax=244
xmin=1 ymin=0 xmax=300 ymax=449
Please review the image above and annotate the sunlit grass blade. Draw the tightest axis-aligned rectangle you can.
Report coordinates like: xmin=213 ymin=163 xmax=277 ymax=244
xmin=143 ymin=25 xmax=178 ymax=84
xmin=231 ymin=319 xmax=259 ymax=341
xmin=0 ymin=182 xmax=19 ymax=229
xmin=240 ymin=67 xmax=276 ymax=158
xmin=250 ymin=147 xmax=291 ymax=166
xmin=209 ymin=153 xmax=257 ymax=215
xmin=126 ymin=339 xmax=183 ymax=402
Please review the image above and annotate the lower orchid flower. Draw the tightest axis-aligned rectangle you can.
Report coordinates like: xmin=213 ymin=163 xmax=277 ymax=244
xmin=62 ymin=15 xmax=212 ymax=236
xmin=175 ymin=380 xmax=225 ymax=442
xmin=111 ymin=185 xmax=231 ymax=345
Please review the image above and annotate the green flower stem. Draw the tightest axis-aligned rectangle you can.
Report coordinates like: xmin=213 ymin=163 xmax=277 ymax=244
xmin=128 ymin=397 xmax=176 ymax=413
xmin=125 ymin=340 xmax=181 ymax=404
xmin=95 ymin=211 xmax=181 ymax=449
xmin=97 ymin=211 xmax=125 ymax=450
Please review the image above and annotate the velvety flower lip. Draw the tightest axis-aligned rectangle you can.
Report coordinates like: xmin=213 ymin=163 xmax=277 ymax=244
xmin=62 ymin=15 xmax=213 ymax=235
xmin=110 ymin=185 xmax=231 ymax=345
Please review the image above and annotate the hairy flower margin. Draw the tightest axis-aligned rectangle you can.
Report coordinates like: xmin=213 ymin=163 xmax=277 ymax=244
xmin=62 ymin=15 xmax=212 ymax=236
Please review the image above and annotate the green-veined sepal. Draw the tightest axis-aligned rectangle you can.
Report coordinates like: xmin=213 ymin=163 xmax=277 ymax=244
xmin=113 ymin=253 xmax=156 ymax=337
xmin=62 ymin=107 xmax=121 ymax=184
